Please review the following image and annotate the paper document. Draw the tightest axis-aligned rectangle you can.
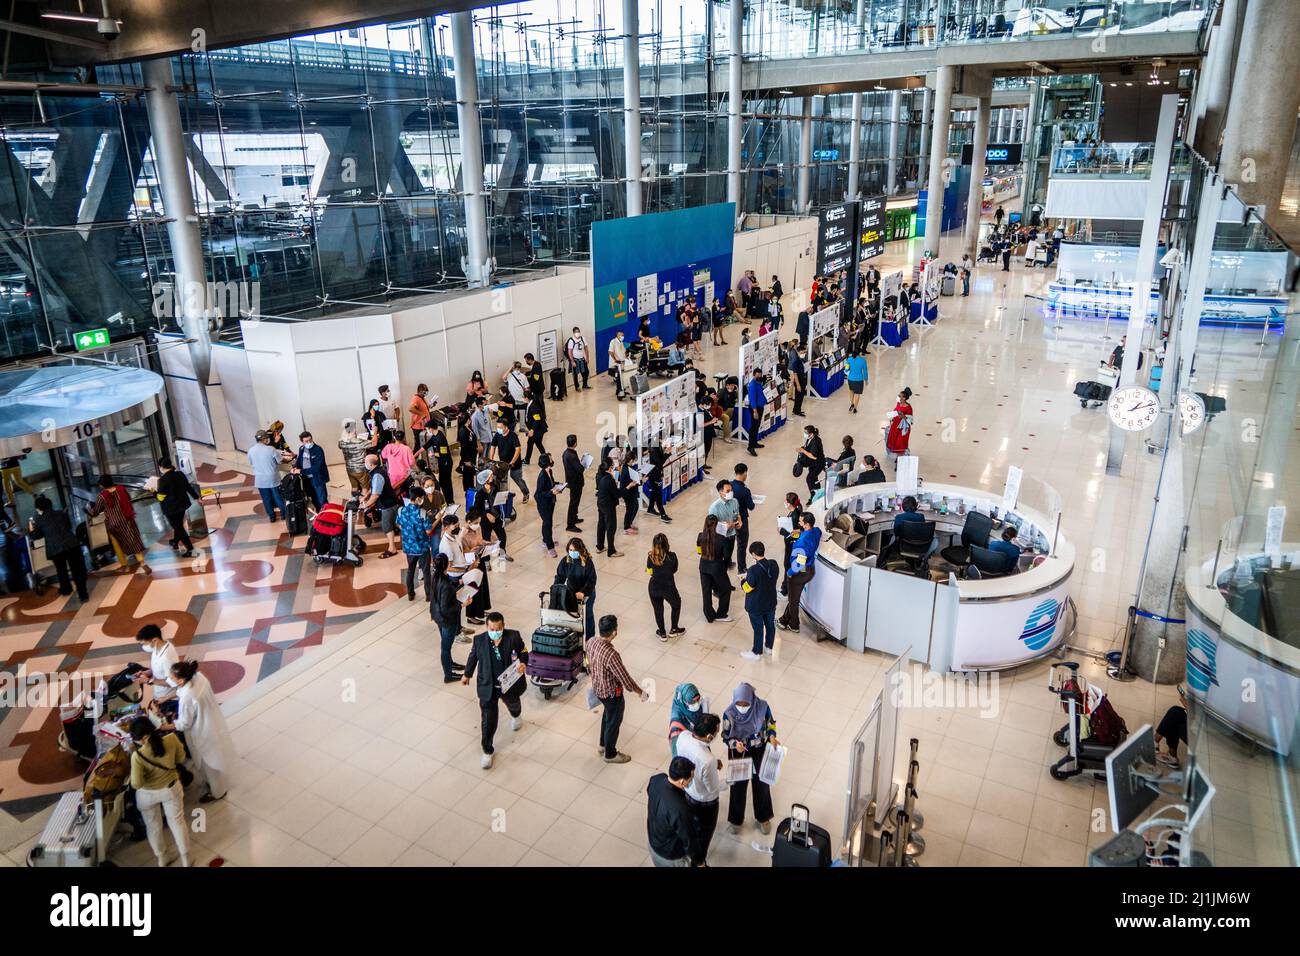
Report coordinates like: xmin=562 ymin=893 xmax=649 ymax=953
xmin=478 ymin=543 xmax=501 ymax=558
xmin=462 ymin=568 xmax=485 ymax=589
xmin=758 ymin=744 xmax=786 ymax=785
xmin=493 ymin=492 xmax=511 ymax=507
xmin=497 ymin=664 xmax=524 ymax=694
xmin=580 ymin=453 xmax=594 ymax=469
xmin=777 ymin=516 xmax=794 ymax=534
xmin=726 ymin=758 xmax=754 ymax=785
xmin=442 ymin=503 xmax=459 ymax=516
xmin=553 ymin=482 xmax=567 ymax=493
xmin=752 ymin=495 xmax=767 ymax=506
xmin=456 ymin=585 xmax=475 ymax=605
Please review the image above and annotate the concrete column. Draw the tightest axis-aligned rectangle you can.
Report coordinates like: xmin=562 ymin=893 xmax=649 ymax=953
xmin=798 ymin=96 xmax=813 ymax=214
xmin=962 ymin=94 xmax=991 ymax=257
xmin=1106 ymin=95 xmax=1181 ymax=475
xmin=727 ymin=0 xmax=744 ymax=212
xmin=917 ymin=87 xmax=932 ymax=189
xmin=622 ymin=0 xmax=642 ymax=217
xmin=1193 ymin=0 xmax=1242 ymax=158
xmin=143 ymin=57 xmax=211 ymax=388
xmin=922 ymin=65 xmax=954 ymax=258
xmin=886 ymin=90 xmax=902 ymax=195
xmin=451 ymin=12 xmax=490 ymax=287
xmin=1128 ymin=169 xmax=1222 ymax=685
xmin=1219 ymin=0 xmax=1300 ymax=216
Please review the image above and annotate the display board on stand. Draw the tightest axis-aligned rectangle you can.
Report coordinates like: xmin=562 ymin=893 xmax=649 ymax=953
xmin=871 ymin=270 xmax=909 ymax=348
xmin=912 ymin=260 xmax=941 ymax=326
xmin=809 ymin=303 xmax=846 ymax=399
xmin=738 ymin=329 xmax=787 ymax=441
xmin=634 ymin=370 xmax=705 ymax=502
xmin=591 ymin=203 xmax=735 ymax=373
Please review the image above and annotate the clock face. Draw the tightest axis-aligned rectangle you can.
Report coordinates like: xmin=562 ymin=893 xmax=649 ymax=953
xmin=1178 ymin=391 xmax=1207 ymax=436
xmin=1107 ymin=385 xmax=1160 ymax=431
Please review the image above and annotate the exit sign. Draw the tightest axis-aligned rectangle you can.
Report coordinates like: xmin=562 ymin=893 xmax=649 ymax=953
xmin=74 ymin=328 xmax=110 ymax=351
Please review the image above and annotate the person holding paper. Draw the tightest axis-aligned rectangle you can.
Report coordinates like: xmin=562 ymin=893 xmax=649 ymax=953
xmin=730 ymin=465 xmax=756 ymax=573
xmin=428 ymin=553 xmax=466 ymax=683
xmin=777 ymin=492 xmax=803 ymax=595
xmin=395 ymin=486 xmax=435 ymax=602
xmin=491 ymin=419 xmax=530 ymax=504
xmin=707 ymin=480 xmax=740 ymax=568
xmin=739 ymin=541 xmax=781 ymax=660
xmin=644 ymin=444 xmax=670 ymax=523
xmin=675 ymin=712 xmax=723 ymax=866
xmin=554 ymin=537 xmax=599 ymax=639
xmin=439 ymin=514 xmax=485 ymax=628
xmin=460 ymin=612 xmax=528 ymax=770
xmin=562 ymin=434 xmax=586 ymax=532
xmin=587 ymin=614 xmax=646 ymax=764
xmin=523 ymin=393 xmax=548 ymax=466
xmin=884 ymin=387 xmax=914 ymax=474
xmin=668 ymin=683 xmax=706 ymax=755
xmin=796 ymin=424 xmax=826 ymax=500
xmin=618 ymin=454 xmax=640 ymax=536
xmin=778 ymin=511 xmax=821 ymax=632
xmin=722 ymin=681 xmax=779 ymax=835
xmin=645 ymin=532 xmax=684 ymax=641
xmin=534 ymin=453 xmax=560 ymax=558
xmin=696 ymin=514 xmax=734 ymax=624
xmin=745 ymin=369 xmax=768 ymax=456
xmin=594 ymin=461 xmax=623 ymax=558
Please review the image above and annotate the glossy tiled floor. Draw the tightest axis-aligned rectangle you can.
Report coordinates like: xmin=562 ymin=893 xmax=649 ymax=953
xmin=2 ymin=228 xmax=1292 ymax=868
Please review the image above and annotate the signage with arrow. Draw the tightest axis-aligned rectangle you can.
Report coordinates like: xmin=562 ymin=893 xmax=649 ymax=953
xmin=73 ymin=328 xmax=111 ymax=352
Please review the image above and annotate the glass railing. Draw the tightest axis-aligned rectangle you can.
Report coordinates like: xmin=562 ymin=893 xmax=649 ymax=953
xmin=939 ymin=0 xmax=1210 ymax=46
xmin=1051 ymin=142 xmax=1156 ymax=178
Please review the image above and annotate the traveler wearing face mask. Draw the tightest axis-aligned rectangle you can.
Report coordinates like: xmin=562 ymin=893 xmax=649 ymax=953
xmin=780 ymin=511 xmax=822 ymax=632
xmin=295 ymin=431 xmax=329 ymax=509
xmin=554 ymin=538 xmax=598 ymax=639
xmin=151 ymin=660 xmax=236 ymax=803
xmin=787 ymin=342 xmax=808 ymax=418
xmin=607 ymin=329 xmax=629 ymax=399
xmin=491 ymin=419 xmax=530 ymax=504
xmin=675 ymin=712 xmax=724 ymax=866
xmin=594 ymin=461 xmax=622 ymax=558
xmin=438 ymin=514 xmax=483 ymax=629
xmin=645 ymin=532 xmax=684 ymax=641
xmin=420 ymin=420 xmax=455 ymax=506
xmin=396 ymin=486 xmax=435 ymax=602
xmin=723 ymin=681 xmax=780 ymax=835
xmin=668 ymin=682 xmax=706 ymax=755
xmin=797 ymin=424 xmax=826 ymax=500
xmin=739 ymin=540 xmax=781 ymax=661
xmin=461 ymin=611 xmax=528 ymax=770
xmin=707 ymin=480 xmax=741 ymax=569
xmin=429 ymin=553 xmax=466 ymax=683
xmin=127 ymin=716 xmax=191 ymax=868
xmin=587 ymin=614 xmax=647 ymax=764
xmin=132 ymin=623 xmax=180 ymax=703
xmin=534 ymin=454 xmax=560 ymax=557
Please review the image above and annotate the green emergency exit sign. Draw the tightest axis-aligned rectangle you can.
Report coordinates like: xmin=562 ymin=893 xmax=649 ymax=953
xmin=74 ymin=328 xmax=110 ymax=351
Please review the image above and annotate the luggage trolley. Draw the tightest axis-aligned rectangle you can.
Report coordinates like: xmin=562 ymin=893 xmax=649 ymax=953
xmin=1048 ymin=662 xmax=1128 ymax=781
xmin=527 ymin=588 xmax=586 ymax=700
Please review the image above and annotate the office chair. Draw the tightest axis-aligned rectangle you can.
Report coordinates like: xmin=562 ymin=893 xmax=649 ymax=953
xmin=970 ymin=544 xmax=1012 ymax=578
xmin=939 ymin=510 xmax=993 ymax=567
xmin=884 ymin=520 xmax=935 ymax=575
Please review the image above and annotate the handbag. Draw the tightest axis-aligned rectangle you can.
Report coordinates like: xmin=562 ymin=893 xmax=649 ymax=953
xmin=792 ymin=458 xmax=804 ymax=478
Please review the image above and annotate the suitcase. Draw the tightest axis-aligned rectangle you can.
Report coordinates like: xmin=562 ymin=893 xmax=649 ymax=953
xmin=941 ymin=274 xmax=956 ymax=296
xmin=28 ymin=792 xmax=100 ymax=867
xmin=531 ymin=624 xmax=583 ymax=657
xmin=526 ymin=649 xmax=584 ymax=681
xmin=550 ymin=367 xmax=567 ymax=401
xmin=285 ymin=499 xmax=309 ymax=536
xmin=1073 ymin=381 xmax=1111 ymax=407
xmin=629 ymin=372 xmax=650 ymax=396
xmin=772 ymin=803 xmax=833 ymax=867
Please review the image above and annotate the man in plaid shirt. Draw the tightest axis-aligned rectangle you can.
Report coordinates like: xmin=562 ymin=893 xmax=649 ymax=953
xmin=395 ymin=486 xmax=436 ymax=602
xmin=587 ymin=614 xmax=647 ymax=764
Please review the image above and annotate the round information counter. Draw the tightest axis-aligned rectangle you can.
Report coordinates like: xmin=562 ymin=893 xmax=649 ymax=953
xmin=800 ymin=481 xmax=1076 ymax=672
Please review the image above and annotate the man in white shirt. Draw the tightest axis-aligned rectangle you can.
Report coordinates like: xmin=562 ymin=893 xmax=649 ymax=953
xmin=607 ymin=330 xmax=628 ymax=400
xmin=504 ymin=362 xmax=530 ymax=432
xmin=438 ymin=514 xmax=481 ymax=631
xmin=565 ymin=326 xmax=590 ymax=391
xmin=377 ymin=385 xmax=400 ymax=432
xmin=674 ymin=712 xmax=723 ymax=866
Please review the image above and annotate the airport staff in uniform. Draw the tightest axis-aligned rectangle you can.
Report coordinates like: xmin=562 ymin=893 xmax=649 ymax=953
xmin=745 ymin=369 xmax=768 ymax=456
xmin=562 ymin=434 xmax=586 ymax=532
xmin=461 ymin=612 xmax=529 ymax=770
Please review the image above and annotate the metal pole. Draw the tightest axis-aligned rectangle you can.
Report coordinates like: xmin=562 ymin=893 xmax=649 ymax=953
xmin=798 ymin=95 xmax=813 ymax=214
xmin=727 ymin=0 xmax=744 ymax=214
xmin=451 ymin=11 xmax=490 ymax=287
xmin=142 ymin=57 xmax=211 ymax=389
xmin=622 ymin=0 xmax=642 ymax=217
xmin=885 ymin=90 xmax=901 ymax=195
xmin=846 ymin=0 xmax=866 ymax=200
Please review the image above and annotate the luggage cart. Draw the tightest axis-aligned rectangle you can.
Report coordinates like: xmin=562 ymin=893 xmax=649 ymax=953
xmin=527 ymin=589 xmax=586 ymax=700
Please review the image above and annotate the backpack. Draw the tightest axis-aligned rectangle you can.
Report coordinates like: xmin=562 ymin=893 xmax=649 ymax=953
xmin=1086 ymin=695 xmax=1128 ymax=748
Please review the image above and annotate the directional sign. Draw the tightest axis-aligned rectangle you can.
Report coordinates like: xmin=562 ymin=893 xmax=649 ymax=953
xmin=73 ymin=328 xmax=110 ymax=352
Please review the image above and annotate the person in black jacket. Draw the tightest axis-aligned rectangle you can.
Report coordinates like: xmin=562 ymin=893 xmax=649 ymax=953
xmin=429 ymin=553 xmax=466 ymax=683
xmin=855 ymin=454 xmax=887 ymax=486
xmin=28 ymin=495 xmax=88 ymax=600
xmin=730 ymin=463 xmax=756 ymax=574
xmin=594 ymin=461 xmax=622 ymax=558
xmin=534 ymin=454 xmax=560 ymax=557
xmin=778 ymin=492 xmax=803 ymax=595
xmin=795 ymin=310 xmax=810 ymax=349
xmin=796 ymin=424 xmax=826 ymax=500
xmin=646 ymin=532 xmax=685 ymax=641
xmin=647 ymin=756 xmax=696 ymax=867
xmin=697 ymin=514 xmax=734 ymax=624
xmin=524 ymin=352 xmax=546 ymax=404
xmin=618 ymin=454 xmax=639 ymax=535
xmin=739 ymin=541 xmax=780 ymax=660
xmin=644 ymin=444 xmax=670 ymax=523
xmin=554 ymin=537 xmax=599 ymax=639
xmin=562 ymin=434 xmax=585 ymax=532
xmin=523 ymin=394 xmax=548 ymax=466
xmin=460 ymin=611 xmax=528 ymax=770
xmin=421 ymin=420 xmax=456 ymax=506
xmin=155 ymin=459 xmax=197 ymax=557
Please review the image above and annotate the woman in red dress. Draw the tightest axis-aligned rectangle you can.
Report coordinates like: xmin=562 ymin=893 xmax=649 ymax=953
xmin=87 ymin=475 xmax=151 ymax=575
xmin=884 ymin=386 xmax=914 ymax=474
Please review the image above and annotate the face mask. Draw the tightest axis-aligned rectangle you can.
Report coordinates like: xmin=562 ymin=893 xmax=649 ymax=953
xmin=303 ymin=441 xmax=313 ymax=449
xmin=166 ymin=677 xmax=180 ymax=688
xmin=141 ymin=644 xmax=153 ymax=654
xmin=489 ymin=630 xmax=503 ymax=643
xmin=497 ymin=428 xmax=507 ymax=436
xmin=735 ymin=703 xmax=751 ymax=715
xmin=805 ymin=432 xmax=813 ymax=440
xmin=424 ymin=487 xmax=436 ymax=497
xmin=723 ymin=492 xmax=733 ymax=501
xmin=687 ymin=701 xmax=701 ymax=713
xmin=568 ymin=549 xmax=581 ymax=560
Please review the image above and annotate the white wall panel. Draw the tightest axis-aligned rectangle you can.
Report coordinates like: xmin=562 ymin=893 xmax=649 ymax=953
xmin=296 ymin=349 xmax=364 ymax=465
xmin=240 ymin=320 xmax=301 ymax=444
xmin=211 ymin=343 xmax=260 ymax=454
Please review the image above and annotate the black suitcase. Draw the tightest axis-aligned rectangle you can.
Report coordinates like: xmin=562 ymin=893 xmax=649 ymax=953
xmin=547 ymin=582 xmax=578 ymax=613
xmin=550 ymin=367 xmax=567 ymax=401
xmin=531 ymin=624 xmax=582 ymax=656
xmin=285 ymin=499 xmax=309 ymax=536
xmin=1073 ymin=381 xmax=1111 ymax=407
xmin=772 ymin=803 xmax=833 ymax=867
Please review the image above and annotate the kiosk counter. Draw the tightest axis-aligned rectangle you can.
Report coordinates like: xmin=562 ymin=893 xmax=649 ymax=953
xmin=800 ymin=481 xmax=1076 ymax=672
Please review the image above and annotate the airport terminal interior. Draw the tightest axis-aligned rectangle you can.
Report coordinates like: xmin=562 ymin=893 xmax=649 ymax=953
xmin=0 ymin=0 xmax=1297 ymax=871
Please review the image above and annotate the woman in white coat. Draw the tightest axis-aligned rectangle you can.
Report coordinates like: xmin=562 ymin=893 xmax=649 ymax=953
xmin=153 ymin=660 xmax=236 ymax=803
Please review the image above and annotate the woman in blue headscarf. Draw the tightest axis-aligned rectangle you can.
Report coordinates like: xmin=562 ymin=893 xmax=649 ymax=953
xmin=668 ymin=682 xmax=704 ymax=755
xmin=723 ymin=681 xmax=779 ymax=835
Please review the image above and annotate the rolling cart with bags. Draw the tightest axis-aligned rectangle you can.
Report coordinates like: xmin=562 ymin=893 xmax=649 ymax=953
xmin=527 ymin=589 xmax=586 ymax=700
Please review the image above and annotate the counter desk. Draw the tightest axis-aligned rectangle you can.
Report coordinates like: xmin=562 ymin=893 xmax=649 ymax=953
xmin=800 ymin=481 xmax=1076 ymax=672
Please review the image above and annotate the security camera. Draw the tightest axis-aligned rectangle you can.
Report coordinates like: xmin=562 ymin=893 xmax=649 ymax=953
xmin=97 ymin=17 xmax=120 ymax=37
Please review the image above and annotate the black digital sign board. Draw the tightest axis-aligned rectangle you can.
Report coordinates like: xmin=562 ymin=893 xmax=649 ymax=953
xmin=960 ymin=142 xmax=1024 ymax=166
xmin=857 ymin=194 xmax=886 ymax=264
xmin=816 ymin=201 xmax=859 ymax=278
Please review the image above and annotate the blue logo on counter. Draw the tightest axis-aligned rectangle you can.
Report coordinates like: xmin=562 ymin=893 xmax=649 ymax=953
xmin=1020 ymin=598 xmax=1062 ymax=651
xmin=1186 ymin=628 xmax=1219 ymax=693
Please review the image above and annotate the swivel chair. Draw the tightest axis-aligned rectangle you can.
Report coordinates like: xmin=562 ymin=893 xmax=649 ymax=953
xmin=884 ymin=520 xmax=935 ymax=575
xmin=939 ymin=510 xmax=993 ymax=567
xmin=970 ymin=544 xmax=1012 ymax=578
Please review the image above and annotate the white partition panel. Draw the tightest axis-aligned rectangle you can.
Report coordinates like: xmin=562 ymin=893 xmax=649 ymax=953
xmin=927 ymin=580 xmax=961 ymax=672
xmin=240 ymin=320 xmax=301 ymax=446
xmin=843 ymin=561 xmax=872 ymax=653
xmin=210 ymin=343 xmax=260 ymax=454
xmin=296 ymin=348 xmax=364 ymax=465
xmin=353 ymin=315 xmax=400 ymax=409
xmin=393 ymin=302 xmax=450 ymax=403
xmin=864 ymin=567 xmax=936 ymax=663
